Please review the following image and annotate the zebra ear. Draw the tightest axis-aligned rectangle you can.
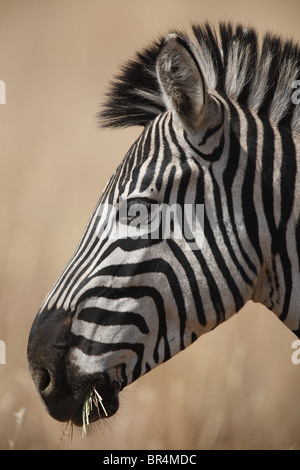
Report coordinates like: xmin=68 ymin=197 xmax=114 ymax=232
xmin=156 ymin=33 xmax=211 ymax=132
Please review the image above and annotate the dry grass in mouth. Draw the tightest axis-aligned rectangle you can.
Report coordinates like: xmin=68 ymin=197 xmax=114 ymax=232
xmin=59 ymin=420 xmax=74 ymax=447
xmin=81 ymin=385 xmax=108 ymax=437
xmin=59 ymin=386 xmax=108 ymax=445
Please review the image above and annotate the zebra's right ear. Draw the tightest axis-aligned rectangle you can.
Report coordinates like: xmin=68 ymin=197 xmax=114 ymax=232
xmin=156 ymin=34 xmax=217 ymax=132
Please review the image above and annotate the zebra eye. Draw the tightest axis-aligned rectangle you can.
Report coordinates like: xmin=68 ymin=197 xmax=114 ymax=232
xmin=118 ymin=198 xmax=157 ymax=226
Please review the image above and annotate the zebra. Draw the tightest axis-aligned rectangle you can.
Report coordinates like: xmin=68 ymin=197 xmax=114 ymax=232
xmin=27 ymin=22 xmax=300 ymax=427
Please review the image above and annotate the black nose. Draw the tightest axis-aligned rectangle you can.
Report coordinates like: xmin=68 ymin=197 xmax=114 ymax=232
xmin=27 ymin=307 xmax=75 ymax=421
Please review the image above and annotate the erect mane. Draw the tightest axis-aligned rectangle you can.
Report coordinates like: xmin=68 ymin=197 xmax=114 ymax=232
xmin=99 ymin=22 xmax=300 ymax=132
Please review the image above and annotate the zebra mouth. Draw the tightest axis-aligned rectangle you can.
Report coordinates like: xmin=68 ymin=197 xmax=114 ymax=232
xmin=71 ymin=378 xmax=120 ymax=426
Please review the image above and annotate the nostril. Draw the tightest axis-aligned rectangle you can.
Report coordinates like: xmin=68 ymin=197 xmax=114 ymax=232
xmin=36 ymin=368 xmax=52 ymax=394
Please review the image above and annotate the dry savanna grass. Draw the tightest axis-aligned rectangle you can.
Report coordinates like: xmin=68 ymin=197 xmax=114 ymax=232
xmin=1 ymin=0 xmax=300 ymax=450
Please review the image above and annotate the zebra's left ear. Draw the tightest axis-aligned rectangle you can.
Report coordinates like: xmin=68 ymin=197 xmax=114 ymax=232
xmin=156 ymin=33 xmax=218 ymax=132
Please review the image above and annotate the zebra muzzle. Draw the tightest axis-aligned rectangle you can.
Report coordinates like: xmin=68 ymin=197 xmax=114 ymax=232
xmin=27 ymin=307 xmax=120 ymax=425
xmin=70 ymin=376 xmax=120 ymax=426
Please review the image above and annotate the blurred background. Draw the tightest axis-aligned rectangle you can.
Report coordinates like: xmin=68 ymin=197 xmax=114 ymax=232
xmin=1 ymin=0 xmax=300 ymax=450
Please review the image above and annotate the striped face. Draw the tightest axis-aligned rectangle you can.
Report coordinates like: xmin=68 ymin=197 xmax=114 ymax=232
xmin=27 ymin=26 xmax=300 ymax=427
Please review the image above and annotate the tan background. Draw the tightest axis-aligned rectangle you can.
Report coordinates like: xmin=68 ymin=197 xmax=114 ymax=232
xmin=1 ymin=0 xmax=300 ymax=450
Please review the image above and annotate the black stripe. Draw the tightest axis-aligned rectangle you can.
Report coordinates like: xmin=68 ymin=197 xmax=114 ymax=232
xmin=184 ymin=130 xmax=225 ymax=162
xmin=296 ymin=214 xmax=300 ymax=279
xmin=223 ymin=102 xmax=257 ymax=275
xmin=71 ymin=335 xmax=144 ymax=382
xmin=261 ymin=120 xmax=276 ymax=246
xmin=242 ymin=107 xmax=263 ymax=265
xmin=277 ymin=125 xmax=296 ymax=321
xmin=139 ymin=118 xmax=161 ymax=193
xmin=163 ymin=165 xmax=176 ymax=204
xmin=155 ymin=114 xmax=173 ymax=192
xmin=198 ymin=118 xmax=223 ymax=146
xmin=78 ymin=307 xmax=149 ymax=334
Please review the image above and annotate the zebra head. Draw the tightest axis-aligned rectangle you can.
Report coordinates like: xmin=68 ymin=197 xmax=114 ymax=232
xmin=28 ymin=24 xmax=300 ymax=427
